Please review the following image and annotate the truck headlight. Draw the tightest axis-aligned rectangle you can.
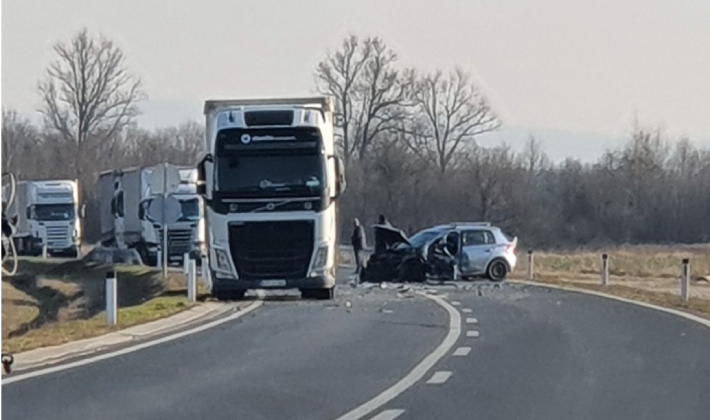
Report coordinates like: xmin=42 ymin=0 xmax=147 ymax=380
xmin=310 ymin=245 xmax=329 ymax=276
xmin=214 ymin=249 xmax=233 ymax=273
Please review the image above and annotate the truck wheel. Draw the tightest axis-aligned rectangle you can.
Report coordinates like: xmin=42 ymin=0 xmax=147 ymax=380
xmin=301 ymin=288 xmax=334 ymax=300
xmin=212 ymin=288 xmax=245 ymax=301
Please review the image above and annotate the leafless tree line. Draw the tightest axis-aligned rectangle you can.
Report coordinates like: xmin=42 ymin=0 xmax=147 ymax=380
xmin=3 ymin=30 xmax=709 ymax=247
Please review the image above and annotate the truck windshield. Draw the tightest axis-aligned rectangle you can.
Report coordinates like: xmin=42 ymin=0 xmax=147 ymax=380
xmin=178 ymin=198 xmax=201 ymax=222
xmin=216 ymin=153 xmax=325 ymax=197
xmin=34 ymin=204 xmax=74 ymax=221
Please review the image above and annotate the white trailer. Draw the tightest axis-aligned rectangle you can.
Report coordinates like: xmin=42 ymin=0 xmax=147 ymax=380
xmin=198 ymin=96 xmax=346 ymax=300
xmin=98 ymin=164 xmax=204 ymax=266
xmin=8 ymin=180 xmax=82 ymax=257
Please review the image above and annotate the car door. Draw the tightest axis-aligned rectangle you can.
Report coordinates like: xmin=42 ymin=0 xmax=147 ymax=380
xmin=460 ymin=230 xmax=495 ymax=275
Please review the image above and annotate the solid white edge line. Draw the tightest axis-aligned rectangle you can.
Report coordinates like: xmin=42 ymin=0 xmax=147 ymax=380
xmin=332 ymin=292 xmax=461 ymax=420
xmin=453 ymin=347 xmax=471 ymax=356
xmin=2 ymin=301 xmax=263 ymax=385
xmin=426 ymin=371 xmax=453 ymax=384
xmin=510 ymin=280 xmax=710 ymax=329
xmin=369 ymin=409 xmax=406 ymax=420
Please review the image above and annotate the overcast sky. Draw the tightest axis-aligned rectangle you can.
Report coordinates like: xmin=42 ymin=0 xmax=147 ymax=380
xmin=3 ymin=0 xmax=709 ymax=160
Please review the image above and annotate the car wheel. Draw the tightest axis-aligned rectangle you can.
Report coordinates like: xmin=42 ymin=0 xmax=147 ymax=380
xmin=398 ymin=259 xmax=426 ymax=283
xmin=301 ymin=288 xmax=334 ymax=300
xmin=487 ymin=259 xmax=508 ymax=282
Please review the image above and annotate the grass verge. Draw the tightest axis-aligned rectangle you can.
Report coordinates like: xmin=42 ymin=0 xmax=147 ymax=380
xmin=2 ymin=257 xmax=202 ymax=354
xmin=2 ymin=295 xmax=191 ymax=354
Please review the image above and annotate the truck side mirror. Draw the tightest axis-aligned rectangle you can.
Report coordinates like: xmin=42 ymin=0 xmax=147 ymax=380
xmin=80 ymin=204 xmax=87 ymax=219
xmin=196 ymin=154 xmax=213 ymax=197
xmin=330 ymin=155 xmax=347 ymax=198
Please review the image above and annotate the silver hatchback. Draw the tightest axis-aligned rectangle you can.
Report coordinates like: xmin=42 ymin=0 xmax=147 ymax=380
xmin=408 ymin=222 xmax=518 ymax=282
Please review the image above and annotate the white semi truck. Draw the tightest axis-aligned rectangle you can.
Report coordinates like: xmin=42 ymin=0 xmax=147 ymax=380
xmin=197 ymin=97 xmax=346 ymax=300
xmin=98 ymin=164 xmax=204 ymax=266
xmin=7 ymin=180 xmax=82 ymax=257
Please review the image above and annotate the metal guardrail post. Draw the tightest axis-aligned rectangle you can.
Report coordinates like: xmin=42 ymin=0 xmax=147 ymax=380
xmin=106 ymin=271 xmax=117 ymax=325
xmin=681 ymin=258 xmax=690 ymax=302
xmin=527 ymin=250 xmax=534 ymax=280
xmin=601 ymin=253 xmax=609 ymax=286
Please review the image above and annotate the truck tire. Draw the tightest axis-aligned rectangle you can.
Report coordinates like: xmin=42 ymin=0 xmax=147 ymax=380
xmin=212 ymin=288 xmax=246 ymax=301
xmin=301 ymin=288 xmax=334 ymax=300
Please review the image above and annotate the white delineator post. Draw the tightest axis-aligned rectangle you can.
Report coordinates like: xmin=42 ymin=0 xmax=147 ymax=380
xmin=681 ymin=258 xmax=690 ymax=302
xmin=106 ymin=271 xmax=117 ymax=325
xmin=162 ymin=163 xmax=169 ymax=279
xmin=527 ymin=250 xmax=534 ymax=280
xmin=41 ymin=226 xmax=48 ymax=259
xmin=183 ymin=252 xmax=190 ymax=275
xmin=600 ymin=253 xmax=609 ymax=286
xmin=188 ymin=258 xmax=197 ymax=303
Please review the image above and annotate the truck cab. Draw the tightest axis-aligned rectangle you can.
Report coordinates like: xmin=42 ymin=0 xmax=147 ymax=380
xmin=198 ymin=97 xmax=346 ymax=300
xmin=11 ymin=180 xmax=82 ymax=257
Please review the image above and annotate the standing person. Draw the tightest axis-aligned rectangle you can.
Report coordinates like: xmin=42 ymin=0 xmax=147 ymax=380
xmin=351 ymin=218 xmax=365 ymax=273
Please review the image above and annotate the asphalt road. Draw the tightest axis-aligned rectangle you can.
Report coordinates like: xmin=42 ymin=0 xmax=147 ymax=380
xmin=3 ymin=278 xmax=710 ymax=420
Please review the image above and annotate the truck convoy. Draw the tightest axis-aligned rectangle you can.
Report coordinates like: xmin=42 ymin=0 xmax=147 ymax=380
xmin=99 ymin=164 xmax=204 ymax=266
xmin=6 ymin=180 xmax=82 ymax=257
xmin=197 ymin=97 xmax=346 ymax=300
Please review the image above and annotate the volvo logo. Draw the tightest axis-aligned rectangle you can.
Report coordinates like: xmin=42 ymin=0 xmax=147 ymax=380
xmin=303 ymin=202 xmax=312 ymax=210
xmin=266 ymin=202 xmax=276 ymax=211
xmin=229 ymin=203 xmax=239 ymax=212
xmin=240 ymin=134 xmax=251 ymax=144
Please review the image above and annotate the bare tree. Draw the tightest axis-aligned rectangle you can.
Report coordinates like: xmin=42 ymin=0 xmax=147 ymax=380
xmin=2 ymin=110 xmax=43 ymax=177
xmin=37 ymin=28 xmax=145 ymax=185
xmin=316 ymin=35 xmax=406 ymax=161
xmin=400 ymin=68 xmax=500 ymax=173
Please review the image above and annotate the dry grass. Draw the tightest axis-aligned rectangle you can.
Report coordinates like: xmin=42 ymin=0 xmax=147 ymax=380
xmin=511 ymin=244 xmax=710 ymax=320
xmin=2 ymin=295 xmax=190 ymax=353
xmin=2 ymin=258 xmax=198 ymax=353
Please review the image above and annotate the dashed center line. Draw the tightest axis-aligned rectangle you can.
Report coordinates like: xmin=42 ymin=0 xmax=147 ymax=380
xmin=369 ymin=409 xmax=406 ymax=420
xmin=462 ymin=308 xmax=473 ymax=313
xmin=451 ymin=301 xmax=461 ymax=306
xmin=426 ymin=371 xmax=453 ymax=384
xmin=466 ymin=317 xmax=478 ymax=324
xmin=467 ymin=330 xmax=480 ymax=338
xmin=453 ymin=347 xmax=471 ymax=356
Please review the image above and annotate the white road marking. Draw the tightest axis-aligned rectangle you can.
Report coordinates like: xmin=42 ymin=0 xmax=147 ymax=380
xmin=2 ymin=301 xmax=263 ymax=385
xmin=453 ymin=347 xmax=471 ymax=356
xmin=369 ymin=409 xmax=406 ymax=420
xmin=452 ymin=301 xmax=461 ymax=306
xmin=332 ymin=293 xmax=461 ymax=420
xmin=466 ymin=317 xmax=478 ymax=324
xmin=511 ymin=279 xmax=710 ymax=329
xmin=462 ymin=308 xmax=473 ymax=313
xmin=467 ymin=330 xmax=480 ymax=338
xmin=426 ymin=371 xmax=453 ymax=384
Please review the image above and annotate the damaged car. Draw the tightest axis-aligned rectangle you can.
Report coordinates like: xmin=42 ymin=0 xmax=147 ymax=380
xmin=359 ymin=222 xmax=518 ymax=283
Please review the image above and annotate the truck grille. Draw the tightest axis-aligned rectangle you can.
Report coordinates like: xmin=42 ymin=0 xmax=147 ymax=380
xmin=229 ymin=221 xmax=314 ymax=280
xmin=45 ymin=225 xmax=70 ymax=248
xmin=159 ymin=229 xmax=194 ymax=256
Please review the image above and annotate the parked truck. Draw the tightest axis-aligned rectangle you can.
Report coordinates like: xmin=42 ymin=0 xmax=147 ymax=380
xmin=98 ymin=164 xmax=204 ymax=266
xmin=197 ymin=97 xmax=347 ymax=300
xmin=7 ymin=180 xmax=82 ymax=257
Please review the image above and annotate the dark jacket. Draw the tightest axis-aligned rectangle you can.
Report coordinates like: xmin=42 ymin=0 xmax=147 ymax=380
xmin=351 ymin=225 xmax=365 ymax=250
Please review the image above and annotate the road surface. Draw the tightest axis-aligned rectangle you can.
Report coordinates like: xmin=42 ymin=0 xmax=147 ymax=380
xmin=3 ymin=278 xmax=710 ymax=420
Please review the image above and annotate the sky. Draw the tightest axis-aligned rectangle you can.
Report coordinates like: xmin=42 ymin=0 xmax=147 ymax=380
xmin=2 ymin=0 xmax=709 ymax=161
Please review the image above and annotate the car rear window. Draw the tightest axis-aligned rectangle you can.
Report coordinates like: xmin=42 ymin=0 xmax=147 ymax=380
xmin=502 ymin=232 xmax=515 ymax=242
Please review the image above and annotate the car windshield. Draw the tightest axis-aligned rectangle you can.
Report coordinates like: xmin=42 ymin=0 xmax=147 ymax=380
xmin=397 ymin=229 xmax=442 ymax=250
xmin=34 ymin=204 xmax=74 ymax=221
